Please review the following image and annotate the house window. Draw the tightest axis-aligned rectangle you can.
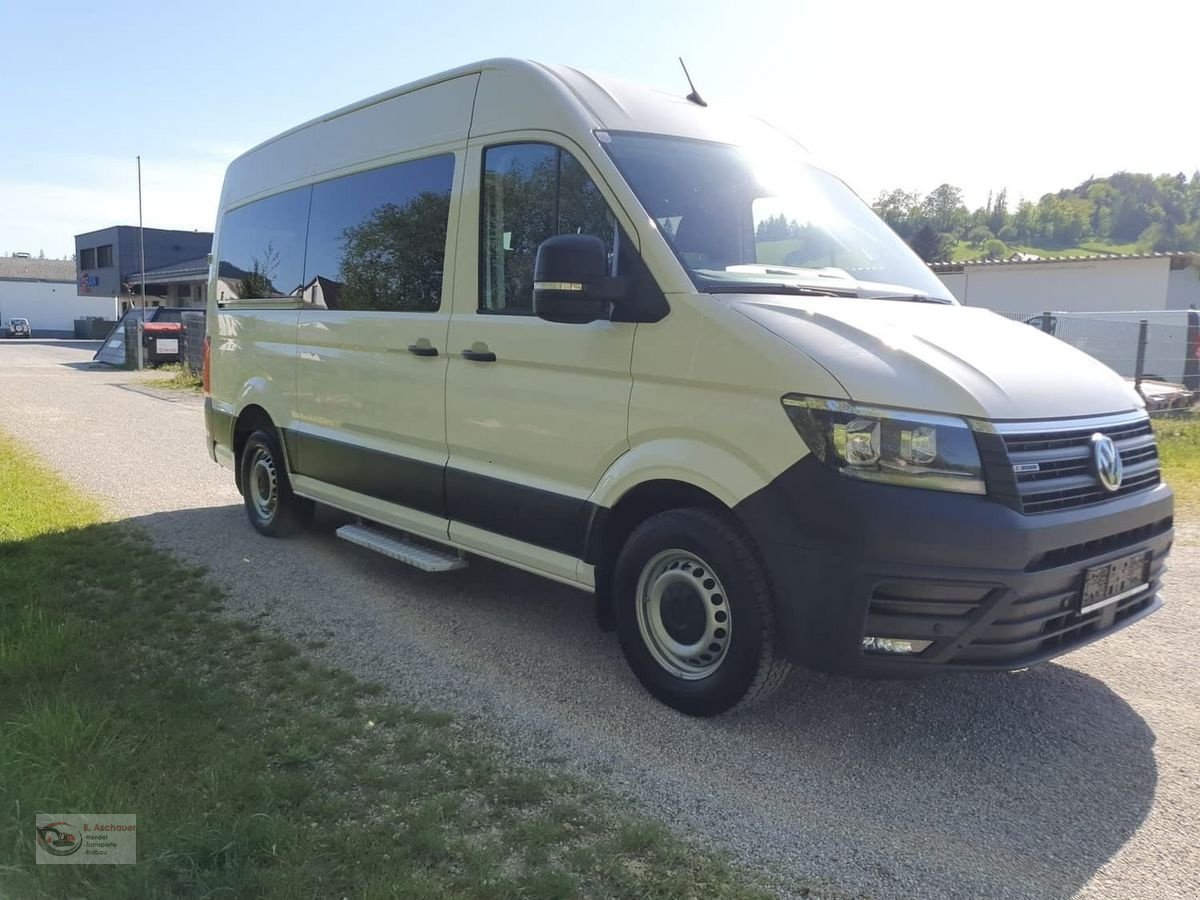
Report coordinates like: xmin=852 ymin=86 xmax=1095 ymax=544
xmin=80 ymin=248 xmax=96 ymax=269
xmin=97 ymin=244 xmax=113 ymax=268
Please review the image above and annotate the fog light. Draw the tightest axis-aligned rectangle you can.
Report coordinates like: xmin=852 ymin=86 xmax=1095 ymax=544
xmin=862 ymin=636 xmax=932 ymax=655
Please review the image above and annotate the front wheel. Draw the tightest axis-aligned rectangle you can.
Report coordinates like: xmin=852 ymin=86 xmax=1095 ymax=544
xmin=613 ymin=508 xmax=791 ymax=716
xmin=240 ymin=429 xmax=313 ymax=537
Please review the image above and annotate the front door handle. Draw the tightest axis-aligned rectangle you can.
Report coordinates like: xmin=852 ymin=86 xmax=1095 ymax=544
xmin=407 ymin=341 xmax=438 ymax=357
xmin=461 ymin=343 xmax=497 ymax=363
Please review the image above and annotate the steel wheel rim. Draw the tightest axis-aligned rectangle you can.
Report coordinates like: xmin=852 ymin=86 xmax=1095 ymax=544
xmin=249 ymin=447 xmax=278 ymax=522
xmin=635 ymin=549 xmax=731 ymax=680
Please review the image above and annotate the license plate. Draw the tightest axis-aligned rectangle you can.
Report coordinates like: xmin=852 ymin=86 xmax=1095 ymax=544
xmin=1079 ymin=551 xmax=1150 ymax=614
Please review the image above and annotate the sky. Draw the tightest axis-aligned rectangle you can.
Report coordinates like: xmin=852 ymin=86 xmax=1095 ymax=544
xmin=1 ymin=0 xmax=1195 ymax=259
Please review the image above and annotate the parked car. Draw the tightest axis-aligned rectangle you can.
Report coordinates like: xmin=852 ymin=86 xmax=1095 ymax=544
xmin=205 ymin=59 xmax=1173 ymax=716
xmin=7 ymin=317 xmax=31 ymax=338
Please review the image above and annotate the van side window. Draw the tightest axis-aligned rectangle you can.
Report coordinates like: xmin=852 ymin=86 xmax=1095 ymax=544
xmin=480 ymin=144 xmax=616 ymax=314
xmin=303 ymin=154 xmax=455 ymax=312
xmin=217 ymin=187 xmax=311 ymax=301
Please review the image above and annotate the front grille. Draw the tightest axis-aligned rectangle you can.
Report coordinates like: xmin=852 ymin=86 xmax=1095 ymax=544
xmin=1027 ymin=516 xmax=1173 ymax=571
xmin=980 ymin=414 xmax=1161 ymax=514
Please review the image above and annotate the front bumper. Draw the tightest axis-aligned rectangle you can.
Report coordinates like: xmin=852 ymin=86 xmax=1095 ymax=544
xmin=735 ymin=456 xmax=1173 ymax=676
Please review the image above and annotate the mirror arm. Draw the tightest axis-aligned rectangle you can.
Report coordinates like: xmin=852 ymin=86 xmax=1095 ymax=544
xmin=588 ymin=276 xmax=631 ymax=303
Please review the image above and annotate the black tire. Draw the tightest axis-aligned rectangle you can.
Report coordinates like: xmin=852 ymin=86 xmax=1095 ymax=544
xmin=239 ymin=429 xmax=313 ymax=537
xmin=613 ymin=507 xmax=792 ymax=716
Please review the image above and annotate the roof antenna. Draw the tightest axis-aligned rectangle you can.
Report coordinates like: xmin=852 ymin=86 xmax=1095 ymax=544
xmin=679 ymin=58 xmax=707 ymax=107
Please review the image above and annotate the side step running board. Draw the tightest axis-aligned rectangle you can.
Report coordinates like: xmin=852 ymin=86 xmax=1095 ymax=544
xmin=336 ymin=524 xmax=467 ymax=572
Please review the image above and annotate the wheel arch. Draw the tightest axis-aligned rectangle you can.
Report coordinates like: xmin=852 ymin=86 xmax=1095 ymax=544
xmin=232 ymin=404 xmax=280 ymax=494
xmin=586 ymin=439 xmax=781 ymax=630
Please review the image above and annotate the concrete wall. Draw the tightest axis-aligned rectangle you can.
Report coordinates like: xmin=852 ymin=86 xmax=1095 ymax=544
xmin=1166 ymin=265 xmax=1200 ymax=310
xmin=0 ymin=279 xmax=119 ymax=333
xmin=935 ymin=257 xmax=1172 ymax=314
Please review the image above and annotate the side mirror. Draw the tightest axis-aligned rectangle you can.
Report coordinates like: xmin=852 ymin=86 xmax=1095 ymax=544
xmin=533 ymin=234 xmax=627 ymax=324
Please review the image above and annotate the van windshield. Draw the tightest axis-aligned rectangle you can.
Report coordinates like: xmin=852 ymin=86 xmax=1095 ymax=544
xmin=600 ymin=132 xmax=954 ymax=302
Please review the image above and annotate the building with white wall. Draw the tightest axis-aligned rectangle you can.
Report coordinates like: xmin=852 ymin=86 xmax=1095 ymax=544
xmin=0 ymin=256 xmax=118 ymax=336
xmin=932 ymin=252 xmax=1200 ymax=314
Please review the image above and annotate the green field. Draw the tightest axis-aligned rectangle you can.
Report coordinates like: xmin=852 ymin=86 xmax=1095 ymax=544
xmin=1155 ymin=415 xmax=1200 ymax=511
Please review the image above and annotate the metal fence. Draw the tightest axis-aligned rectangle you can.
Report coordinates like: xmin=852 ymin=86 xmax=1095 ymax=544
xmin=180 ymin=310 xmax=207 ymax=376
xmin=995 ymin=309 xmax=1199 ymax=414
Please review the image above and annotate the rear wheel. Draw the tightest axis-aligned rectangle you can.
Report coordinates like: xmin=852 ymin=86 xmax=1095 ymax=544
xmin=240 ymin=429 xmax=313 ymax=537
xmin=614 ymin=508 xmax=791 ymax=716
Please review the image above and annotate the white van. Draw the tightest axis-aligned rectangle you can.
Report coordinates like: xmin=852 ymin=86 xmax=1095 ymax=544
xmin=205 ymin=59 xmax=1173 ymax=716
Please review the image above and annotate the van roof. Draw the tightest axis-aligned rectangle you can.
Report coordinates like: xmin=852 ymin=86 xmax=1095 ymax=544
xmin=236 ymin=58 xmax=788 ymax=159
xmin=221 ymin=58 xmax=800 ymax=210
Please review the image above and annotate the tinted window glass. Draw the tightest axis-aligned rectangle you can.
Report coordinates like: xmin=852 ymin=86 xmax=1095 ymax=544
xmin=80 ymin=247 xmax=96 ymax=269
xmin=216 ymin=187 xmax=310 ymax=300
xmin=303 ymin=154 xmax=455 ymax=312
xmin=97 ymin=244 xmax=113 ymax=268
xmin=602 ymin=132 xmax=953 ymax=301
xmin=480 ymin=144 xmax=616 ymax=314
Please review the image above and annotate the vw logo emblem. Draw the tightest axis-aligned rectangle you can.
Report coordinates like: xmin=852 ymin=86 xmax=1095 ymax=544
xmin=1091 ymin=433 xmax=1123 ymax=492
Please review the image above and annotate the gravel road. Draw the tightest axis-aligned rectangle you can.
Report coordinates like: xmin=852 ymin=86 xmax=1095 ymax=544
xmin=2 ymin=340 xmax=1198 ymax=899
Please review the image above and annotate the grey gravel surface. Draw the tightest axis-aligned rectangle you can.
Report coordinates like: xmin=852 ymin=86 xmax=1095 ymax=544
xmin=2 ymin=341 xmax=1198 ymax=899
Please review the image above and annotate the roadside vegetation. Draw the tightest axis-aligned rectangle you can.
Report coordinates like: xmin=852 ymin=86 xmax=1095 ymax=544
xmin=1155 ymin=414 xmax=1200 ymax=511
xmin=871 ymin=171 xmax=1200 ymax=263
xmin=144 ymin=362 xmax=203 ymax=393
xmin=0 ymin=433 xmax=792 ymax=900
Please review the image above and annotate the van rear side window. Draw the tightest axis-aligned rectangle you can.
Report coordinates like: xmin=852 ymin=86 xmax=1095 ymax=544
xmin=302 ymin=154 xmax=455 ymax=312
xmin=217 ymin=188 xmax=310 ymax=301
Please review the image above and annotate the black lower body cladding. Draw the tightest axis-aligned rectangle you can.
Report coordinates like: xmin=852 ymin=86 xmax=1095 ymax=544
xmin=734 ymin=455 xmax=1174 ymax=676
xmin=205 ymin=398 xmax=234 ymax=448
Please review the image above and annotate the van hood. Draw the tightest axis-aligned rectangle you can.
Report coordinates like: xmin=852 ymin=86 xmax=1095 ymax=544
xmin=729 ymin=295 xmax=1143 ymax=421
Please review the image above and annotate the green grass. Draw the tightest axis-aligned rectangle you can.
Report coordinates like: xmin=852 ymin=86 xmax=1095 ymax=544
xmin=1155 ymin=415 xmax=1200 ymax=511
xmin=0 ymin=434 xmax=798 ymax=900
xmin=145 ymin=363 xmax=203 ymax=393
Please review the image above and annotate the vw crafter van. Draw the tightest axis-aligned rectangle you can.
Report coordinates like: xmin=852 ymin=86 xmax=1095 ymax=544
xmin=205 ymin=59 xmax=1173 ymax=716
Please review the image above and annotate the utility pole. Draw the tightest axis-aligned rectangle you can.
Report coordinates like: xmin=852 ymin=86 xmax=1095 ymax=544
xmin=137 ymin=156 xmax=147 ymax=369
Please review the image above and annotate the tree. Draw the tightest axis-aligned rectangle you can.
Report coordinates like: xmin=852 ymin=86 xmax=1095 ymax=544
xmin=872 ymin=189 xmax=923 ymax=240
xmin=967 ymin=225 xmax=995 ymax=247
xmin=909 ymin=224 xmax=953 ymax=263
xmin=987 ymin=188 xmax=1009 ymax=235
xmin=238 ymin=242 xmax=280 ymax=299
xmin=983 ymin=238 xmax=1009 ymax=260
xmin=921 ymin=184 xmax=968 ymax=235
xmin=872 ymin=169 xmax=1200 ymax=259
xmin=337 ymin=192 xmax=454 ymax=310
xmin=754 ymin=213 xmax=793 ymax=242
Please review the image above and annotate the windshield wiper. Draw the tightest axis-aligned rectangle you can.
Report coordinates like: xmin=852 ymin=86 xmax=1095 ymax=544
xmin=861 ymin=292 xmax=953 ymax=304
xmin=706 ymin=283 xmax=855 ymax=298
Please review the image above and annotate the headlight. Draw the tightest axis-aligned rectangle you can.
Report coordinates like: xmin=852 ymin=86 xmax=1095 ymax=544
xmin=782 ymin=395 xmax=986 ymax=495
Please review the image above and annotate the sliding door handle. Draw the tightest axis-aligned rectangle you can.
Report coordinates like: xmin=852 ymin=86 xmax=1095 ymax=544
xmin=407 ymin=343 xmax=439 ymax=357
xmin=461 ymin=347 xmax=497 ymax=362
